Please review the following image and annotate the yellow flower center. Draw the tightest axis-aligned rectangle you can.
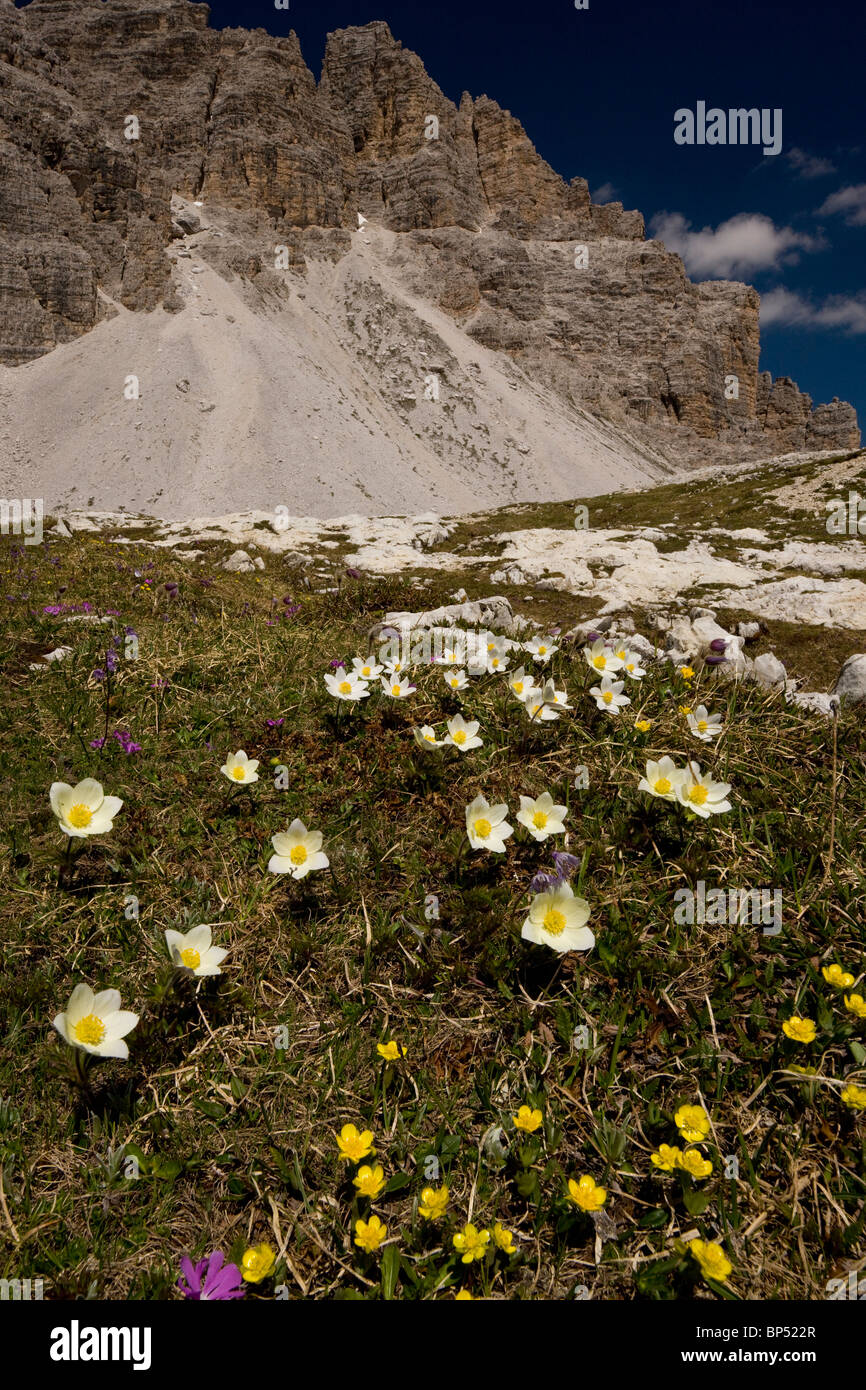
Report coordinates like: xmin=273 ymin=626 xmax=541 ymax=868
xmin=181 ymin=947 xmax=201 ymax=970
xmin=593 ymin=655 xmax=606 ymax=669
xmin=450 ymin=677 xmax=459 ymax=688
xmin=688 ymin=784 xmax=709 ymax=805
xmin=452 ymin=730 xmax=466 ymax=745
xmin=290 ymin=844 xmax=308 ymax=865
xmin=513 ymin=680 xmax=524 ymax=694
xmin=697 ymin=720 xmax=708 ymax=732
xmin=391 ymin=684 xmax=401 ymax=696
xmin=424 ymin=733 xmax=435 ymax=742
xmin=68 ymin=803 xmax=93 ymax=828
xmin=654 ymin=777 xmax=672 ymax=795
xmin=532 ymin=811 xmax=548 ymax=829
xmin=474 ymin=818 xmax=492 ymax=839
xmin=543 ymin=908 xmax=566 ymax=936
xmin=362 ymin=666 xmax=371 ymax=676
xmin=602 ymin=691 xmax=613 ymax=704
xmin=339 ymin=681 xmax=352 ymax=694
xmin=231 ymin=766 xmax=246 ymax=780
xmin=74 ymin=1014 xmax=106 ymax=1045
xmin=539 ymin=645 xmax=547 ymax=655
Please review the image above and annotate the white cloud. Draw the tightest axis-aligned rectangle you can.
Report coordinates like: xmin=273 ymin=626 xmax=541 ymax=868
xmin=759 ymin=288 xmax=866 ymax=334
xmin=818 ymin=183 xmax=866 ymax=226
xmin=649 ymin=211 xmax=823 ymax=278
xmin=591 ymin=182 xmax=619 ymax=204
xmin=786 ymin=147 xmax=836 ymax=178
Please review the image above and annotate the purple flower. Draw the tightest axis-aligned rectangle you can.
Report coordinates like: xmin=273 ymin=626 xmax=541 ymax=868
xmin=91 ymin=668 xmax=106 ymax=682
xmin=705 ymin=654 xmax=727 ymax=667
xmin=266 ymin=718 xmax=284 ymax=728
xmin=89 ymin=737 xmax=107 ymax=749
xmin=345 ymin=566 xmax=362 ymax=580
xmin=708 ymin=638 xmax=727 ymax=654
xmin=551 ymin=851 xmax=581 ymax=880
xmin=585 ymin=631 xmax=602 ymax=643
xmin=329 ymin=658 xmax=346 ymax=669
xmin=42 ymin=604 xmax=63 ymax=615
xmin=177 ymin=1250 xmax=246 ymax=1300
xmin=529 ymin=870 xmax=560 ymax=894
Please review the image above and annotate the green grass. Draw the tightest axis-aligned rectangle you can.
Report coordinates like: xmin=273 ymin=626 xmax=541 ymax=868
xmin=0 ymin=532 xmax=864 ymax=1301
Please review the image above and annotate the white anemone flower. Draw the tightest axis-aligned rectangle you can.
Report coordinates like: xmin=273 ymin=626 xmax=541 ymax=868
xmin=351 ymin=656 xmax=383 ymax=680
xmin=50 ymin=778 xmax=123 ymax=838
xmin=268 ymin=819 xmax=329 ymax=878
xmin=523 ymin=691 xmax=560 ymax=721
xmin=434 ymin=644 xmax=466 ymax=667
xmin=53 ymin=984 xmax=138 ymax=1059
xmin=687 ymin=705 xmax=723 ymax=742
xmin=516 ymin=792 xmax=568 ymax=842
xmin=443 ymin=668 xmax=468 ymax=692
xmin=621 ymin=651 xmax=647 ymax=680
xmin=382 ymin=657 xmax=408 ymax=676
xmin=524 ymin=636 xmax=559 ymax=665
xmin=165 ymin=924 xmax=228 ymax=977
xmin=507 ymin=666 xmax=537 ymax=700
xmin=589 ymin=676 xmax=630 ymax=714
xmin=486 ymin=650 xmax=510 ymax=674
xmin=413 ymin=725 xmax=442 ymax=749
xmin=638 ymin=757 xmax=685 ymax=802
xmin=583 ymin=638 xmax=624 ymax=676
xmin=465 ymin=794 xmax=513 ymax=852
xmin=444 ymin=714 xmax=483 ymax=751
xmin=220 ymin=750 xmax=260 ymax=785
xmin=521 ymin=881 xmax=594 ymax=954
xmin=324 ymin=667 xmax=369 ymax=701
xmin=380 ymin=674 xmax=416 ymax=699
xmin=676 ymin=761 xmax=732 ymax=818
xmin=541 ymin=678 xmax=571 ymax=710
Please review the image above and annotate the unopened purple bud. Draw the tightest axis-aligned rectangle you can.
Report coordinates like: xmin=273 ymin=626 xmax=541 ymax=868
xmin=704 ymin=654 xmax=726 ymax=666
xmin=345 ymin=566 xmax=362 ymax=580
xmin=708 ymin=638 xmax=727 ymax=654
xmin=586 ymin=631 xmax=602 ymax=643
xmin=552 ymin=851 xmax=581 ymax=879
xmin=529 ymin=870 xmax=560 ymax=894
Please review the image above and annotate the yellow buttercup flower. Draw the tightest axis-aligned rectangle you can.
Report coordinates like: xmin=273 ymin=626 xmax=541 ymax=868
xmin=452 ymin=1223 xmax=490 ymax=1263
xmin=492 ymin=1222 xmax=516 ymax=1255
xmin=634 ymin=719 xmax=652 ymax=732
xmin=241 ymin=1243 xmax=276 ymax=1283
xmin=567 ymin=1175 xmax=607 ymax=1212
xmin=650 ymin=1144 xmax=683 ymax=1172
xmin=840 ymin=1084 xmax=866 ymax=1110
xmin=377 ymin=1040 xmax=405 ymax=1062
xmin=680 ymin=666 xmax=695 ymax=681
xmin=679 ymin=1148 xmax=713 ymax=1180
xmin=353 ymin=1164 xmax=386 ymax=1199
xmin=782 ymin=1016 xmax=817 ymax=1043
xmin=678 ymin=704 xmax=693 ymax=716
xmin=336 ymin=1123 xmax=375 ymax=1163
xmin=354 ymin=1215 xmax=387 ymax=1254
xmin=418 ymin=1185 xmax=449 ymax=1221
xmin=455 ymin=1289 xmax=474 ymax=1300
xmin=844 ymin=994 xmax=866 ymax=1020
xmin=513 ymin=1104 xmax=543 ymax=1133
xmin=823 ymin=963 xmax=856 ymax=990
xmin=675 ymin=1104 xmax=710 ymax=1143
xmin=689 ymin=1238 xmax=732 ymax=1284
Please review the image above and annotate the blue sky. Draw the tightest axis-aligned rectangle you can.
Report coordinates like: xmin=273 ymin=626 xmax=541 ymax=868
xmin=206 ymin=0 xmax=865 ymax=429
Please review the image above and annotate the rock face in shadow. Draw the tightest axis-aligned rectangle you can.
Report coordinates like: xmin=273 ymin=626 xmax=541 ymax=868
xmin=0 ymin=0 xmax=859 ymax=460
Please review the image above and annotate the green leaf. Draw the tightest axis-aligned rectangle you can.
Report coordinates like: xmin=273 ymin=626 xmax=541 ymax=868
xmin=194 ymin=1099 xmax=226 ymax=1120
xmin=381 ymin=1244 xmax=401 ymax=1301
